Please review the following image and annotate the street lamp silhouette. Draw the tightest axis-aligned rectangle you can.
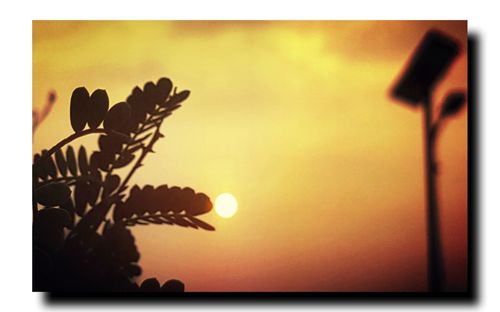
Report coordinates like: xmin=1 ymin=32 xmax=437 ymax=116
xmin=390 ymin=29 xmax=466 ymax=292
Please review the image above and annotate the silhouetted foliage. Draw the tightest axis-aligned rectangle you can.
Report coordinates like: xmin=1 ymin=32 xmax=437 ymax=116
xmin=33 ymin=90 xmax=56 ymax=136
xmin=113 ymin=185 xmax=214 ymax=230
xmin=70 ymin=87 xmax=91 ymax=132
xmin=33 ymin=78 xmax=213 ymax=292
xmin=88 ymin=89 xmax=109 ymax=129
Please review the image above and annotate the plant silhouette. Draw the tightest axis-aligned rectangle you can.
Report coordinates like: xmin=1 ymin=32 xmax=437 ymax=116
xmin=33 ymin=78 xmax=214 ymax=292
xmin=33 ymin=90 xmax=56 ymax=137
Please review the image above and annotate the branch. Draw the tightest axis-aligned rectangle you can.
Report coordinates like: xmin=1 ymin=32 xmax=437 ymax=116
xmin=34 ymin=174 xmax=103 ymax=190
xmin=34 ymin=128 xmax=107 ymax=165
xmin=117 ymin=124 xmax=162 ymax=195
xmin=68 ymin=114 xmax=164 ymax=236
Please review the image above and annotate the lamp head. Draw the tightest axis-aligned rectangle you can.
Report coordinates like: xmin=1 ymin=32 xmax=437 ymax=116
xmin=391 ymin=29 xmax=461 ymax=106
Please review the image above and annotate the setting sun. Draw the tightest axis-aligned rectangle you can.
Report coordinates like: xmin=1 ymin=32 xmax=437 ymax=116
xmin=215 ymin=193 xmax=238 ymax=218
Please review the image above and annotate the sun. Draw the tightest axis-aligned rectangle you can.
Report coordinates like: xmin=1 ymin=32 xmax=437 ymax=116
xmin=214 ymin=193 xmax=238 ymax=218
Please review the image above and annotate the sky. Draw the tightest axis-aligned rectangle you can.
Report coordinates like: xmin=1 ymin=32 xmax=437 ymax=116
xmin=32 ymin=20 xmax=467 ymax=292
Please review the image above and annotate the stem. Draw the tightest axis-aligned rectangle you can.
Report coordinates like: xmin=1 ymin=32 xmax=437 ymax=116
xmin=35 ymin=128 xmax=107 ymax=164
xmin=117 ymin=122 xmax=162 ymax=194
xmin=98 ymin=113 xmax=157 ymax=196
xmin=70 ymin=114 xmax=165 ymax=236
xmin=33 ymin=128 xmax=105 ymax=221
xmin=34 ymin=175 xmax=102 ymax=190
xmin=106 ymin=111 xmax=165 ymax=196
xmin=121 ymin=213 xmax=175 ymax=225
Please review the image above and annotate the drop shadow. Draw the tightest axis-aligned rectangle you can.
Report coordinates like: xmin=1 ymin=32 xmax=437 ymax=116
xmin=40 ymin=32 xmax=480 ymax=307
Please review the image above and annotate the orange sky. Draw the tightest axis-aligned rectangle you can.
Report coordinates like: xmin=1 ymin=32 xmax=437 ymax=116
xmin=32 ymin=21 xmax=467 ymax=292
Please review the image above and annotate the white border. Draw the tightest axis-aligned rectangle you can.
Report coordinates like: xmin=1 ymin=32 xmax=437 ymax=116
xmin=1 ymin=0 xmax=498 ymax=311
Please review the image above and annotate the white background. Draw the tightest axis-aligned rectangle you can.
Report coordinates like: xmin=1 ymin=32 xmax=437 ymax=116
xmin=0 ymin=0 xmax=498 ymax=310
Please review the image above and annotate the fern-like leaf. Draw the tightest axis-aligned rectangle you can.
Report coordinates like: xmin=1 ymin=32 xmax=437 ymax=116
xmin=113 ymin=184 xmax=214 ymax=231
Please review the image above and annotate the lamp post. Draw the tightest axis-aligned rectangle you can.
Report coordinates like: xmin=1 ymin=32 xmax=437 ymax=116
xmin=391 ymin=29 xmax=465 ymax=292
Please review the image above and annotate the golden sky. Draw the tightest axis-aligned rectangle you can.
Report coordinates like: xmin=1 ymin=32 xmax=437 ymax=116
xmin=33 ymin=20 xmax=467 ymax=291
